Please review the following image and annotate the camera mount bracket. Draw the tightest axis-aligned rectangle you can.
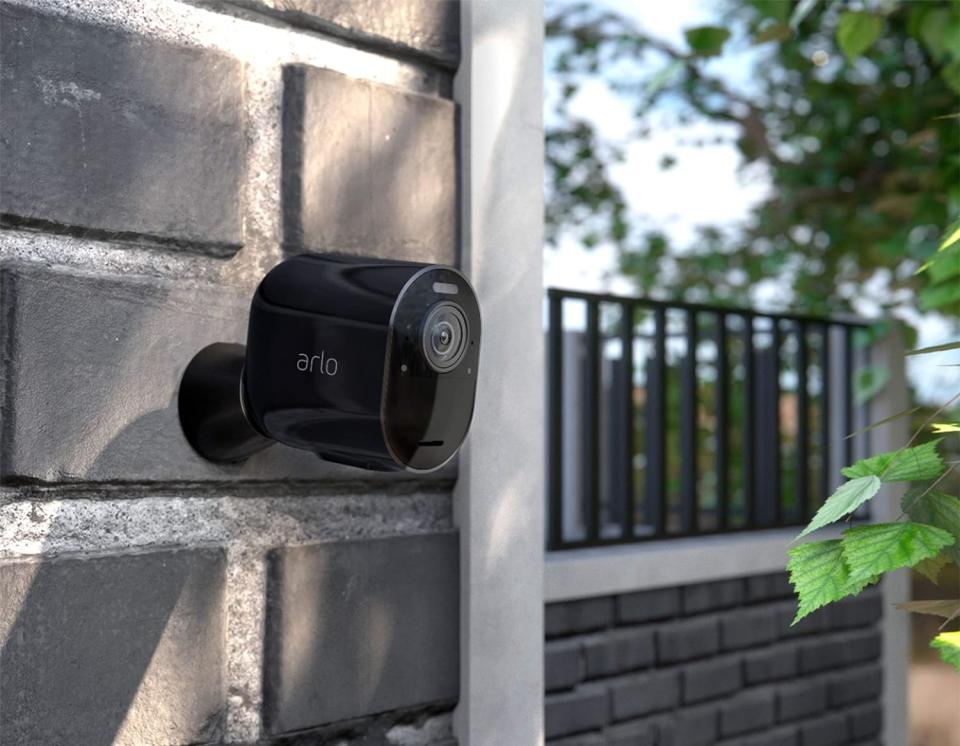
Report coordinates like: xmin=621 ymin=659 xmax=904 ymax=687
xmin=178 ymin=342 xmax=273 ymax=463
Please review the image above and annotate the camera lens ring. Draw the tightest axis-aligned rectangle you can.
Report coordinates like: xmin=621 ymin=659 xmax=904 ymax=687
xmin=421 ymin=302 xmax=469 ymax=373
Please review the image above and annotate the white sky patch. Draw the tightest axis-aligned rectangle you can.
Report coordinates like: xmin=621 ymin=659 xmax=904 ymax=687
xmin=545 ymin=0 xmax=770 ymax=289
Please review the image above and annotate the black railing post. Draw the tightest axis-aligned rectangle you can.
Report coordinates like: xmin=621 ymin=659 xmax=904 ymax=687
xmin=585 ymin=301 xmax=601 ymax=542
xmin=843 ymin=325 xmax=854 ymax=466
xmin=796 ymin=321 xmax=810 ymax=523
xmin=547 ymin=293 xmax=563 ymax=549
xmin=821 ymin=323 xmax=832 ymax=504
xmin=648 ymin=307 xmax=667 ymax=537
xmin=621 ymin=303 xmax=635 ymax=540
xmin=716 ymin=314 xmax=729 ymax=530
xmin=771 ymin=320 xmax=782 ymax=527
xmin=743 ymin=314 xmax=756 ymax=528
xmin=680 ymin=310 xmax=698 ymax=534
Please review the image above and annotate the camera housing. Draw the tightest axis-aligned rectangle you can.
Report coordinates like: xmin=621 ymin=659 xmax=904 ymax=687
xmin=179 ymin=253 xmax=481 ymax=472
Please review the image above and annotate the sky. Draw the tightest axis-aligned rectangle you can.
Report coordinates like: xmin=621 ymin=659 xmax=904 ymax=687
xmin=542 ymin=0 xmax=959 ymax=404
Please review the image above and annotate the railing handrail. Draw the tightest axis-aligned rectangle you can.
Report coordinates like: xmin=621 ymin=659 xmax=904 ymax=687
xmin=546 ymin=287 xmax=871 ymax=329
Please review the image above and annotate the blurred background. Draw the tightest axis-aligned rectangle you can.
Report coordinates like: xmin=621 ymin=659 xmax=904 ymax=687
xmin=542 ymin=0 xmax=960 ymax=743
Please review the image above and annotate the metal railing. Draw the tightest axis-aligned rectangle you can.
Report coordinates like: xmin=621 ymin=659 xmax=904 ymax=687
xmin=546 ymin=288 xmax=872 ymax=551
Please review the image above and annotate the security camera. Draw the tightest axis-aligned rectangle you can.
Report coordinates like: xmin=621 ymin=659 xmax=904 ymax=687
xmin=179 ymin=253 xmax=481 ymax=472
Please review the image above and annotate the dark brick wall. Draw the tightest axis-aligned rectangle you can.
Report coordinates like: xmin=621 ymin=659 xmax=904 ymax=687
xmin=545 ymin=573 xmax=884 ymax=746
xmin=0 ymin=0 xmax=461 ymax=743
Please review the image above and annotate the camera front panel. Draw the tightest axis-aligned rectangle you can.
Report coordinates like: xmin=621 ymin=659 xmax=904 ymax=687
xmin=382 ymin=266 xmax=481 ymax=472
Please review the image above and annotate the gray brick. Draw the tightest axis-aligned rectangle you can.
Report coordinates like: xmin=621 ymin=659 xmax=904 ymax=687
xmin=799 ymin=711 xmax=849 ymax=746
xmin=545 ymin=685 xmax=608 ymax=740
xmin=0 ymin=4 xmax=243 ymax=253
xmin=682 ymin=656 xmax=742 ymax=704
xmin=797 ymin=635 xmax=847 ymax=673
xmin=682 ymin=578 xmax=743 ymax=613
xmin=669 ymin=706 xmax=718 ymax=746
xmin=720 ymin=605 xmax=778 ymax=650
xmin=603 ymin=718 xmax=658 ymax=746
xmin=263 ymin=533 xmax=459 ymax=734
xmin=657 ymin=616 xmax=719 ymax=664
xmin=745 ymin=572 xmax=794 ymax=602
xmin=546 ymin=639 xmax=584 ymax=692
xmin=719 ymin=725 xmax=798 ymax=746
xmin=778 ymin=600 xmax=829 ymax=637
xmin=776 ymin=678 xmax=828 ymax=722
xmin=0 ymin=548 xmax=225 ymax=744
xmin=546 ymin=597 xmax=615 ymax=638
xmin=583 ymin=627 xmax=655 ymax=679
xmin=848 ymin=702 xmax=882 ymax=739
xmin=0 ymin=264 xmax=447 ymax=484
xmin=546 ymin=733 xmax=604 ymax=746
xmin=829 ymin=592 xmax=882 ymax=629
xmin=743 ymin=644 xmax=797 ymax=684
xmin=229 ymin=0 xmax=459 ymax=66
xmin=841 ymin=629 xmax=883 ymax=665
xmin=719 ymin=691 xmax=775 ymax=738
xmin=610 ymin=670 xmax=681 ymax=721
xmin=616 ymin=587 xmax=680 ymax=623
xmin=282 ymin=65 xmax=455 ymax=266
xmin=828 ymin=665 xmax=882 ymax=707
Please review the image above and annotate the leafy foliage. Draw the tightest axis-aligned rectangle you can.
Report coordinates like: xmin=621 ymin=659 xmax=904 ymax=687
xmin=931 ymin=423 xmax=960 ymax=434
xmin=931 ymin=631 xmax=960 ymax=673
xmin=896 ymin=599 xmax=960 ymax=618
xmin=912 ymin=553 xmax=951 ymax=584
xmin=836 ymin=12 xmax=884 ymax=61
xmin=546 ymin=0 xmax=960 ymax=324
xmin=684 ymin=26 xmax=731 ymax=57
xmin=795 ymin=475 xmax=881 ymax=539
xmin=787 ymin=539 xmax=875 ymax=623
xmin=903 ymin=488 xmax=960 ymax=563
xmin=841 ymin=521 xmax=954 ymax=583
xmin=841 ymin=439 xmax=944 ymax=481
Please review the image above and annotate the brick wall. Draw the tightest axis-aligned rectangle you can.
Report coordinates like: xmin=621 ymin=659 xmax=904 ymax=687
xmin=0 ymin=0 xmax=461 ymax=743
xmin=545 ymin=572 xmax=884 ymax=746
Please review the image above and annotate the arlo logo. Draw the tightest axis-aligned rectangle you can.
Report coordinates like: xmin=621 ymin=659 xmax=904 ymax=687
xmin=297 ymin=351 xmax=338 ymax=376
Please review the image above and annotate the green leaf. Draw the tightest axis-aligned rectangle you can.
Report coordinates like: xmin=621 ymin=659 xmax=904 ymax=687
xmin=684 ymin=26 xmax=731 ymax=57
xmin=753 ymin=22 xmax=792 ymax=45
xmin=841 ymin=440 xmax=944 ymax=482
xmin=896 ymin=599 xmax=960 ymax=618
xmin=931 ymin=423 xmax=960 ymax=434
xmin=841 ymin=522 xmax=954 ymax=583
xmin=945 ymin=60 xmax=960 ymax=96
xmin=912 ymin=554 xmax=951 ymax=584
xmin=918 ymin=9 xmax=960 ymax=63
xmin=940 ymin=220 xmax=960 ymax=252
xmin=787 ymin=539 xmax=873 ymax=623
xmin=921 ymin=244 xmax=960 ymax=284
xmin=796 ymin=476 xmax=881 ymax=540
xmin=931 ymin=631 xmax=960 ymax=673
xmin=906 ymin=341 xmax=960 ymax=356
xmin=903 ymin=488 xmax=960 ymax=563
xmin=836 ymin=12 xmax=884 ymax=61
xmin=919 ymin=282 xmax=960 ymax=312
xmin=753 ymin=0 xmax=790 ymax=23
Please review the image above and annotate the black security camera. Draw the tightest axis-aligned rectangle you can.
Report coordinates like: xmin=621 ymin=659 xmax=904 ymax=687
xmin=178 ymin=253 xmax=481 ymax=472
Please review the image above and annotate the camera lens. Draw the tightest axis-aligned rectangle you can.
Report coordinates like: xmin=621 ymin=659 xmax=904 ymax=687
xmin=421 ymin=302 xmax=468 ymax=373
